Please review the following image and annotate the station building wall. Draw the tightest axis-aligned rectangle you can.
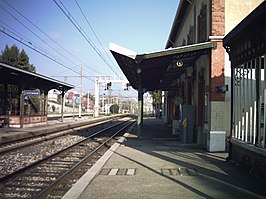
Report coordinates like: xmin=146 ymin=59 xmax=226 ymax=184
xmin=165 ymin=0 xmax=263 ymax=148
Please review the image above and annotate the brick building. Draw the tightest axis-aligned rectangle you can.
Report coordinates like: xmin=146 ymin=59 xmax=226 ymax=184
xmin=110 ymin=0 xmax=263 ymax=150
xmin=163 ymin=0 xmax=263 ymax=150
xmin=67 ymin=91 xmax=93 ymax=111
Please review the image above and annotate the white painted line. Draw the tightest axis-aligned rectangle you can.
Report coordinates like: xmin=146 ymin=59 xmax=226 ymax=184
xmin=126 ymin=168 xmax=135 ymax=175
xmin=108 ymin=168 xmax=119 ymax=175
xmin=62 ymin=123 xmax=136 ymax=199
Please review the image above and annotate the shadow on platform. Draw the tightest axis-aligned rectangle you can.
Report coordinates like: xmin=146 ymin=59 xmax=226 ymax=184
xmin=135 ymin=117 xmax=178 ymax=140
xmin=118 ymin=117 xmax=266 ymax=198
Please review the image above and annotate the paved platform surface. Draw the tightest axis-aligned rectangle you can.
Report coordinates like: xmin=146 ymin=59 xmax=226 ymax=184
xmin=0 ymin=116 xmax=96 ymax=144
xmin=63 ymin=118 xmax=266 ymax=199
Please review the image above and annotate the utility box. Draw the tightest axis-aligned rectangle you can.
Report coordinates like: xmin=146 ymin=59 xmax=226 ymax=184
xmin=180 ymin=105 xmax=195 ymax=144
xmin=207 ymin=131 xmax=226 ymax=152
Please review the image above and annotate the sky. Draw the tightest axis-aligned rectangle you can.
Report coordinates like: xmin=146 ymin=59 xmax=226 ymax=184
xmin=0 ymin=0 xmax=179 ymax=98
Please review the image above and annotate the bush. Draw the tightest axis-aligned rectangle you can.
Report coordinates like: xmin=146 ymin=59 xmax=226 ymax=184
xmin=52 ymin=105 xmax=56 ymax=112
xmin=110 ymin=104 xmax=119 ymax=114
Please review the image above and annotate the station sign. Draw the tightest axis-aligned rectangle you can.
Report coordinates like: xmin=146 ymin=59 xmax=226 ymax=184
xmin=23 ymin=89 xmax=40 ymax=96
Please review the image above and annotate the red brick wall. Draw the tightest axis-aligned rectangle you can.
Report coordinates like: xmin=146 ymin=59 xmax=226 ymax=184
xmin=211 ymin=0 xmax=225 ymax=36
xmin=210 ymin=41 xmax=225 ymax=101
xmin=210 ymin=0 xmax=225 ymax=101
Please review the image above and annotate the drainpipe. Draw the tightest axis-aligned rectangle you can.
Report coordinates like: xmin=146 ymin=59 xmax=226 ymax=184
xmin=186 ymin=0 xmax=197 ymax=43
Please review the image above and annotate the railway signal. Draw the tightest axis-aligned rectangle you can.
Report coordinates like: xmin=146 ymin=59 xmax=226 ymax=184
xmin=94 ymin=77 xmax=130 ymax=117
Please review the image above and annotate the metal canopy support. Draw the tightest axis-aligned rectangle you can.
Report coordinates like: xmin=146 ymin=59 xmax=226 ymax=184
xmin=19 ymin=91 xmax=24 ymax=128
xmin=137 ymin=86 xmax=143 ymax=139
xmin=94 ymin=76 xmax=100 ymax=117
xmin=61 ymin=90 xmax=65 ymax=122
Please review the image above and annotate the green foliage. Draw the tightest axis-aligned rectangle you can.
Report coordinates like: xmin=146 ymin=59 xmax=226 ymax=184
xmin=52 ymin=105 xmax=56 ymax=112
xmin=83 ymin=93 xmax=94 ymax=102
xmin=0 ymin=44 xmax=36 ymax=72
xmin=48 ymin=100 xmax=60 ymax=105
xmin=57 ymin=94 xmax=62 ymax=104
xmin=149 ymin=90 xmax=162 ymax=109
xmin=110 ymin=104 xmax=119 ymax=114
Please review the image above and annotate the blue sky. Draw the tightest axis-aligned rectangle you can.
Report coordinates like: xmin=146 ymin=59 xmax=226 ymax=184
xmin=0 ymin=0 xmax=179 ymax=97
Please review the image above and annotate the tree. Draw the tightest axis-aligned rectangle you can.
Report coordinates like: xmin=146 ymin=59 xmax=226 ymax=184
xmin=1 ymin=45 xmax=19 ymax=66
xmin=0 ymin=44 xmax=36 ymax=72
xmin=149 ymin=90 xmax=162 ymax=110
xmin=110 ymin=104 xmax=119 ymax=114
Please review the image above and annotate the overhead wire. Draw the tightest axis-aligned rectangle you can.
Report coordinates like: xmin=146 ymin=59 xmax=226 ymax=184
xmin=0 ymin=1 xmax=110 ymax=91
xmin=74 ymin=0 xmax=123 ymax=77
xmin=0 ymin=26 xmax=81 ymax=76
xmin=53 ymin=0 xmax=121 ymax=78
xmin=0 ymin=23 xmax=97 ymax=87
xmin=0 ymin=22 xmax=135 ymax=98
xmin=53 ymin=0 xmax=136 ymax=97
xmin=0 ymin=1 xmax=136 ymax=98
xmin=1 ymin=0 xmax=106 ymax=76
xmin=72 ymin=1 xmax=133 ymax=96
xmin=0 ymin=24 xmax=135 ymax=97
xmin=0 ymin=3 xmax=94 ymax=76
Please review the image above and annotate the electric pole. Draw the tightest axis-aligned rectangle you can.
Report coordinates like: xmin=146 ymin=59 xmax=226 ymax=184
xmin=79 ymin=64 xmax=82 ymax=118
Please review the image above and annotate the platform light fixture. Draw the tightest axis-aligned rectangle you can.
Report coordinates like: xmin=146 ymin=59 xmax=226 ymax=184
xmin=176 ymin=60 xmax=183 ymax=67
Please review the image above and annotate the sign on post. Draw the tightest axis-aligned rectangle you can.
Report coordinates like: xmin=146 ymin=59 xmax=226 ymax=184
xmin=23 ymin=89 xmax=40 ymax=96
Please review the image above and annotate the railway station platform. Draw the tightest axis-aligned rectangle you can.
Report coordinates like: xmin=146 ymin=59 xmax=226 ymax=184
xmin=63 ymin=117 xmax=266 ymax=199
xmin=0 ymin=115 xmax=95 ymax=144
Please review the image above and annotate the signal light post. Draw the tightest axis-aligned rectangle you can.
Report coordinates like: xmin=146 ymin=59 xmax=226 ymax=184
xmin=94 ymin=76 xmax=129 ymax=117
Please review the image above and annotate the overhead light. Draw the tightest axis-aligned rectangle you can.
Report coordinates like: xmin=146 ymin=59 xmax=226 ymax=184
xmin=176 ymin=60 xmax=183 ymax=67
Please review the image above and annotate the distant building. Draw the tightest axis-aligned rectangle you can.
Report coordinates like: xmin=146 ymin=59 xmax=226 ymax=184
xmin=48 ymin=91 xmax=93 ymax=113
xmin=143 ymin=93 xmax=153 ymax=114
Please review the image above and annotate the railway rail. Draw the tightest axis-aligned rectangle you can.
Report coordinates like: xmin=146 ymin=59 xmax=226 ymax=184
xmin=0 ymin=118 xmax=120 ymax=179
xmin=0 ymin=117 xmax=134 ymax=198
xmin=0 ymin=114 xmax=130 ymax=152
xmin=0 ymin=118 xmax=113 ymax=153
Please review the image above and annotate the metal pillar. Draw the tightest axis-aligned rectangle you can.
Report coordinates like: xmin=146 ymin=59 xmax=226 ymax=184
xmin=79 ymin=64 xmax=82 ymax=118
xmin=20 ymin=91 xmax=24 ymax=128
xmin=87 ymin=91 xmax=90 ymax=113
xmin=61 ymin=91 xmax=65 ymax=122
xmin=137 ymin=87 xmax=143 ymax=139
xmin=94 ymin=77 xmax=100 ymax=117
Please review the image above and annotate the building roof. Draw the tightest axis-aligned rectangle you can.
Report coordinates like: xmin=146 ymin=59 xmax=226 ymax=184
xmin=110 ymin=41 xmax=216 ymax=91
xmin=223 ymin=1 xmax=266 ymax=66
xmin=0 ymin=62 xmax=74 ymax=93
xmin=166 ymin=0 xmax=189 ymax=49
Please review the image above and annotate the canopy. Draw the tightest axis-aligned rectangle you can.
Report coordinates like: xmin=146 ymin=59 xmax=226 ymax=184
xmin=110 ymin=41 xmax=216 ymax=91
xmin=0 ymin=62 xmax=74 ymax=93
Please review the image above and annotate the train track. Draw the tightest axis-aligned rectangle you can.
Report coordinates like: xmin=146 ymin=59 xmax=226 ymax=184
xmin=0 ymin=119 xmax=121 ymax=180
xmin=0 ymin=115 xmax=125 ymax=153
xmin=0 ymin=118 xmax=134 ymax=198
